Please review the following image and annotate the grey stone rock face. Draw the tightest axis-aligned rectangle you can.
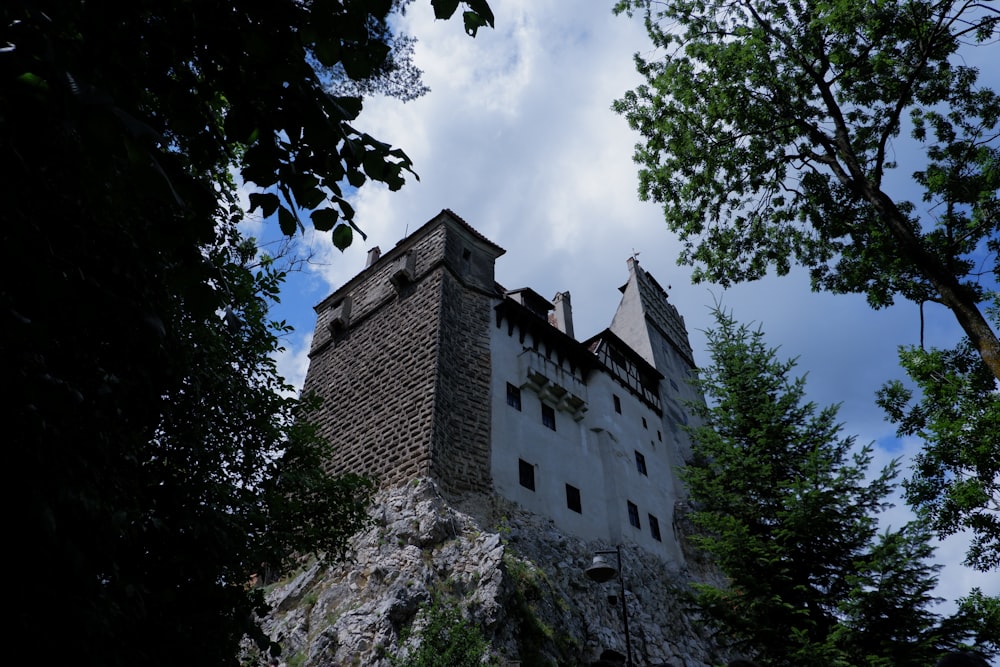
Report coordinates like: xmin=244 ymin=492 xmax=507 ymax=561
xmin=255 ymin=479 xmax=727 ymax=667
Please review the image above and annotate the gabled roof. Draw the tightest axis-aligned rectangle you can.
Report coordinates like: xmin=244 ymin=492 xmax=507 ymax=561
xmin=583 ymin=328 xmax=663 ymax=382
xmin=437 ymin=208 xmax=506 ymax=254
xmin=505 ymin=287 xmax=555 ymax=317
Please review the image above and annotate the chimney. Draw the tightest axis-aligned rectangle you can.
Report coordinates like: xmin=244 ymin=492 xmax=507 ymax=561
xmin=552 ymin=291 xmax=574 ymax=339
xmin=366 ymin=246 xmax=381 ymax=268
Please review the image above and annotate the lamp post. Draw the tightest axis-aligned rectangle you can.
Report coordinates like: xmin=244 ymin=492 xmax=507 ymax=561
xmin=585 ymin=545 xmax=634 ymax=667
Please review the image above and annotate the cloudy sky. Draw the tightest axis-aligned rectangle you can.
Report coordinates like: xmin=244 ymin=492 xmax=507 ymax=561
xmin=243 ymin=1 xmax=998 ymax=611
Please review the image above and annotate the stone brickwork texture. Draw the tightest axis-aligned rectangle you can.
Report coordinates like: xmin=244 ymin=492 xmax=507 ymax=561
xmin=429 ymin=269 xmax=493 ymax=492
xmin=302 ymin=211 xmax=501 ymax=495
xmin=635 ymin=264 xmax=694 ymax=366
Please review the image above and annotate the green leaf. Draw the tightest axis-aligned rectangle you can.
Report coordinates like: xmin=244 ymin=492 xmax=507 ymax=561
xmin=223 ymin=106 xmax=257 ymax=144
xmin=431 ymin=0 xmax=461 ymax=20
xmin=346 ymin=168 xmax=366 ymax=188
xmin=241 ymin=162 xmax=278 ymax=188
xmin=337 ymin=198 xmax=355 ymax=221
xmin=363 ymin=151 xmax=386 ymax=180
xmin=248 ymin=192 xmax=280 ymax=218
xmin=462 ymin=0 xmax=494 ymax=35
xmin=310 ymin=208 xmax=339 ymax=232
xmin=297 ymin=186 xmax=327 ymax=210
xmin=341 ymin=41 xmax=391 ymax=81
xmin=331 ymin=96 xmax=363 ymax=121
xmin=463 ymin=11 xmax=489 ymax=37
xmin=466 ymin=0 xmax=495 ymax=25
xmin=312 ymin=38 xmax=340 ymax=67
xmin=278 ymin=205 xmax=298 ymax=236
xmin=332 ymin=224 xmax=353 ymax=251
xmin=17 ymin=71 xmax=50 ymax=91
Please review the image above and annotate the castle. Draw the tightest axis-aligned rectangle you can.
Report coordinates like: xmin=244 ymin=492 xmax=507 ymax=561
xmin=302 ymin=209 xmax=702 ymax=565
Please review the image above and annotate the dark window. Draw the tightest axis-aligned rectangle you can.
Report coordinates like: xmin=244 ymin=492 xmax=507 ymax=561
xmin=541 ymin=402 xmax=556 ymax=430
xmin=635 ymin=451 xmax=647 ymax=476
xmin=649 ymin=514 xmax=662 ymax=541
xmin=613 ymin=394 xmax=621 ymax=414
xmin=506 ymin=382 xmax=522 ymax=410
xmin=566 ymin=484 xmax=582 ymax=513
xmin=657 ymin=430 xmax=662 ymax=442
xmin=642 ymin=417 xmax=648 ymax=429
xmin=627 ymin=501 xmax=640 ymax=529
xmin=670 ymin=378 xmax=679 ymax=392
xmin=518 ymin=459 xmax=535 ymax=491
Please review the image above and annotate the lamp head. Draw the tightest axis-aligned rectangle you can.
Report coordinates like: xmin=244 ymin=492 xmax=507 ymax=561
xmin=585 ymin=554 xmax=618 ymax=583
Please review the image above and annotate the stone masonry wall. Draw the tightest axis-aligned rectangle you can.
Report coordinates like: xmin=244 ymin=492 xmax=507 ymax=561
xmin=310 ymin=225 xmax=449 ymax=354
xmin=301 ymin=213 xmax=500 ymax=494
xmin=302 ymin=228 xmax=450 ymax=488
xmin=635 ymin=265 xmax=694 ymax=366
xmin=429 ymin=268 xmax=494 ymax=493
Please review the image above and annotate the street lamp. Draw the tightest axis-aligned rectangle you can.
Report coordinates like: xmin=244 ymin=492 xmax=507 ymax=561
xmin=585 ymin=545 xmax=634 ymax=667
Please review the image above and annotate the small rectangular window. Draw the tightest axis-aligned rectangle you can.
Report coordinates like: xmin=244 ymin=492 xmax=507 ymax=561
xmin=670 ymin=378 xmax=679 ymax=392
xmin=541 ymin=402 xmax=556 ymax=430
xmin=566 ymin=484 xmax=582 ymax=513
xmin=518 ymin=459 xmax=535 ymax=491
xmin=635 ymin=451 xmax=647 ymax=476
xmin=641 ymin=417 xmax=648 ymax=429
xmin=657 ymin=430 xmax=662 ymax=442
xmin=506 ymin=382 xmax=522 ymax=411
xmin=613 ymin=394 xmax=621 ymax=414
xmin=627 ymin=501 xmax=641 ymax=529
xmin=649 ymin=514 xmax=662 ymax=541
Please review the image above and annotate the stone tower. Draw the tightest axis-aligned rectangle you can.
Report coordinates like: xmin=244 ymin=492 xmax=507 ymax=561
xmin=302 ymin=210 xmax=505 ymax=495
xmin=609 ymin=256 xmax=701 ymax=462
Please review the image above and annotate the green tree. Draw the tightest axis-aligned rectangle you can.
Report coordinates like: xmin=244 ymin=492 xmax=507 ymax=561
xmin=681 ymin=307 xmax=998 ymax=666
xmin=393 ymin=597 xmax=500 ymax=667
xmin=326 ymin=0 xmax=431 ymax=103
xmin=2 ymin=1 xmax=490 ymax=666
xmin=613 ymin=0 xmax=1000 ymax=381
xmin=877 ymin=297 xmax=1000 ymax=571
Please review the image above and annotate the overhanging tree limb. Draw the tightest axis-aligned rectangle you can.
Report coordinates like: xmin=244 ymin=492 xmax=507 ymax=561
xmin=615 ymin=0 xmax=1000 ymax=381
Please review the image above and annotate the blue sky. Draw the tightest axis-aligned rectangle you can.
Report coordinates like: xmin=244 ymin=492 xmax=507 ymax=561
xmin=240 ymin=1 xmax=999 ymax=612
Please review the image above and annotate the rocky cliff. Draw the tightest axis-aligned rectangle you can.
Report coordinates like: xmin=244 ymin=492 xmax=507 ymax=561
xmin=251 ymin=479 xmax=727 ymax=667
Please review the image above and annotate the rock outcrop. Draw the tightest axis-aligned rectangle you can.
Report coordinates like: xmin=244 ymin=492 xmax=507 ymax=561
xmin=254 ymin=479 xmax=726 ymax=667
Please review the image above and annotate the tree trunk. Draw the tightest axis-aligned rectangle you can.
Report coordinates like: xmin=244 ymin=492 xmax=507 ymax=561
xmin=869 ymin=189 xmax=1000 ymax=385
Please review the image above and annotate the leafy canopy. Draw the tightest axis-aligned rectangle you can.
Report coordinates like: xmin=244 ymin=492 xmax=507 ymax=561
xmin=3 ymin=0 xmax=491 ymax=665
xmin=878 ymin=296 xmax=1000 ymax=571
xmin=681 ymin=307 xmax=998 ymax=666
xmin=614 ymin=0 xmax=1000 ymax=380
